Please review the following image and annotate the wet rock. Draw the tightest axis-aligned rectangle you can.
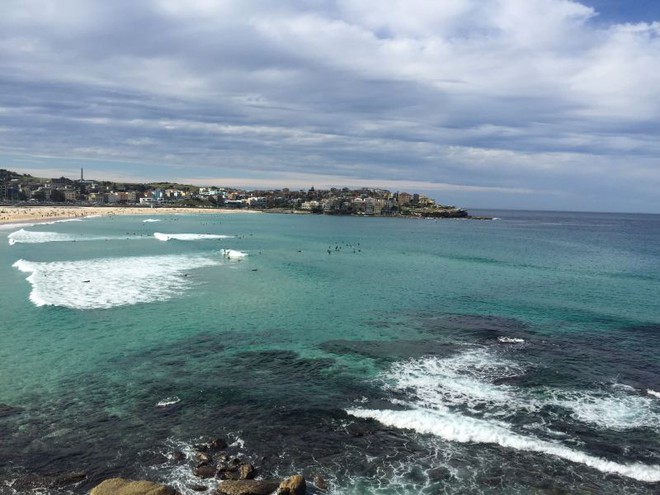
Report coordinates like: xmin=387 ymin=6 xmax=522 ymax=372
xmin=216 ymin=479 xmax=280 ymax=495
xmin=313 ymin=474 xmax=328 ymax=491
xmin=197 ymin=452 xmax=213 ymax=465
xmin=189 ymin=483 xmax=208 ymax=492
xmin=170 ymin=450 xmax=186 ymax=463
xmin=217 ymin=456 xmax=253 ymax=480
xmin=208 ymin=438 xmax=229 ymax=451
xmin=217 ymin=467 xmax=237 ymax=481
xmin=194 ymin=464 xmax=218 ymax=479
xmin=238 ymin=463 xmax=255 ymax=480
xmin=277 ymin=475 xmax=306 ymax=495
xmin=89 ymin=477 xmax=176 ymax=495
xmin=196 ymin=438 xmax=228 ymax=452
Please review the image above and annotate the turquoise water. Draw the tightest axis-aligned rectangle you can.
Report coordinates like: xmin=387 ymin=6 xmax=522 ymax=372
xmin=1 ymin=211 xmax=659 ymax=494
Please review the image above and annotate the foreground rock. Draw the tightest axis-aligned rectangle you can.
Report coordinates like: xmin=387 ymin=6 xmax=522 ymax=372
xmin=277 ymin=475 xmax=306 ymax=495
xmin=215 ymin=474 xmax=307 ymax=495
xmin=216 ymin=479 xmax=280 ymax=495
xmin=90 ymin=477 xmax=176 ymax=495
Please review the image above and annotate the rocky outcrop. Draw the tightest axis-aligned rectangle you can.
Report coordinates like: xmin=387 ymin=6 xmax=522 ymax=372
xmin=216 ymin=479 xmax=280 ymax=495
xmin=89 ymin=478 xmax=176 ymax=495
xmin=277 ymin=475 xmax=306 ymax=495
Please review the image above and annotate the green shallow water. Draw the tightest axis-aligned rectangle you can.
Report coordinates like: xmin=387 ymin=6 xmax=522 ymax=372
xmin=1 ymin=210 xmax=659 ymax=494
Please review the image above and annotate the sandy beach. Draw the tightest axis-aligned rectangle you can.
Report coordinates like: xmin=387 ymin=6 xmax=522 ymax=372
xmin=0 ymin=205 xmax=259 ymax=225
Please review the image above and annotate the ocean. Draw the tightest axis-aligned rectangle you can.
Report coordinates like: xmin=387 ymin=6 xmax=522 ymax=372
xmin=1 ymin=210 xmax=659 ymax=494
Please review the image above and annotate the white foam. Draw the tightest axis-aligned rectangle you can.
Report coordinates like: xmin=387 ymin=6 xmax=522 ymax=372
xmin=544 ymin=388 xmax=660 ymax=431
xmin=347 ymin=349 xmax=660 ymax=483
xmin=221 ymin=249 xmax=247 ymax=260
xmin=386 ymin=348 xmax=525 ymax=416
xmin=152 ymin=437 xmax=249 ymax=495
xmin=1 ymin=217 xmax=87 ymax=232
xmin=384 ymin=350 xmax=660 ymax=429
xmin=156 ymin=397 xmax=181 ymax=407
xmin=153 ymin=439 xmax=218 ymax=494
xmin=154 ymin=232 xmax=233 ymax=241
xmin=143 ymin=218 xmax=162 ymax=223
xmin=229 ymin=437 xmax=245 ymax=449
xmin=347 ymin=407 xmax=660 ymax=483
xmin=13 ymin=254 xmax=221 ymax=310
xmin=42 ymin=217 xmax=83 ymax=225
xmin=648 ymin=390 xmax=660 ymax=399
xmin=497 ymin=336 xmax=525 ymax=344
xmin=8 ymin=229 xmax=125 ymax=245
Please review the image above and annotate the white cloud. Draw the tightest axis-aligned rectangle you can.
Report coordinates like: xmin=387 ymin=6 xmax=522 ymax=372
xmin=0 ymin=0 xmax=659 ymax=211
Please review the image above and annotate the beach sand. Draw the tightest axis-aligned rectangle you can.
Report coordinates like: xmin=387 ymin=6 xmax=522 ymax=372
xmin=0 ymin=205 xmax=259 ymax=225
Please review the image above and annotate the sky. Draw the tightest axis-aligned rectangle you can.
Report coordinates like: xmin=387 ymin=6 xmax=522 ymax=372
xmin=1 ymin=0 xmax=660 ymax=212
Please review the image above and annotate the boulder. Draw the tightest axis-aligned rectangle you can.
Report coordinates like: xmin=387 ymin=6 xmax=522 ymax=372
xmin=89 ymin=478 xmax=175 ymax=495
xmin=239 ymin=463 xmax=255 ymax=480
xmin=312 ymin=474 xmax=328 ymax=491
xmin=196 ymin=438 xmax=228 ymax=452
xmin=189 ymin=483 xmax=208 ymax=492
xmin=216 ymin=479 xmax=280 ymax=495
xmin=170 ymin=450 xmax=186 ymax=463
xmin=208 ymin=438 xmax=228 ymax=451
xmin=194 ymin=464 xmax=218 ymax=479
xmin=277 ymin=475 xmax=306 ymax=495
xmin=217 ymin=467 xmax=239 ymax=480
xmin=196 ymin=452 xmax=213 ymax=465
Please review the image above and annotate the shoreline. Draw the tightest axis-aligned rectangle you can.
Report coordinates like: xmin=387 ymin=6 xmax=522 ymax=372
xmin=0 ymin=205 xmax=260 ymax=226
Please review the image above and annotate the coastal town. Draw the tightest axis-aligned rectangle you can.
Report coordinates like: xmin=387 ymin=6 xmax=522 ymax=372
xmin=0 ymin=168 xmax=470 ymax=218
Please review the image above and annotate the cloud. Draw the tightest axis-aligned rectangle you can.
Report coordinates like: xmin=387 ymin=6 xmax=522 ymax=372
xmin=0 ymin=0 xmax=659 ymax=211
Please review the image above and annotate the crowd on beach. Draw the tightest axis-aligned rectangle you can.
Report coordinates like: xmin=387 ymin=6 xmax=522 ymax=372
xmin=0 ymin=206 xmax=257 ymax=225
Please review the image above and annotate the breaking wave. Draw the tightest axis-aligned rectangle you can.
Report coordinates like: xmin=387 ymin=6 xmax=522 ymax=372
xmin=154 ymin=232 xmax=233 ymax=241
xmin=8 ymin=229 xmax=134 ymax=245
xmin=13 ymin=254 xmax=221 ymax=310
xmin=347 ymin=407 xmax=660 ymax=483
xmin=347 ymin=348 xmax=660 ymax=483
xmin=220 ymin=249 xmax=247 ymax=260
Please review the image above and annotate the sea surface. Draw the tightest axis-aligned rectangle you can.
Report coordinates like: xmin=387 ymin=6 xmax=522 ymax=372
xmin=1 ymin=210 xmax=659 ymax=494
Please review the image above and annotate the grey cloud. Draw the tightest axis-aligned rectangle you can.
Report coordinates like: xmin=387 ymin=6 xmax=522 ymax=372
xmin=1 ymin=0 xmax=660 ymax=211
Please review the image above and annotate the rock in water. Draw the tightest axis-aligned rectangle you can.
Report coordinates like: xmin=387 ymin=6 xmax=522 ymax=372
xmin=313 ymin=474 xmax=328 ymax=491
xmin=239 ymin=463 xmax=255 ymax=480
xmin=89 ymin=478 xmax=175 ymax=495
xmin=216 ymin=479 xmax=280 ymax=495
xmin=194 ymin=464 xmax=218 ymax=479
xmin=277 ymin=475 xmax=306 ymax=495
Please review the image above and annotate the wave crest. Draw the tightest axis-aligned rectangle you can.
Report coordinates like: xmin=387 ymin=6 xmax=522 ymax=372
xmin=13 ymin=254 xmax=220 ymax=310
